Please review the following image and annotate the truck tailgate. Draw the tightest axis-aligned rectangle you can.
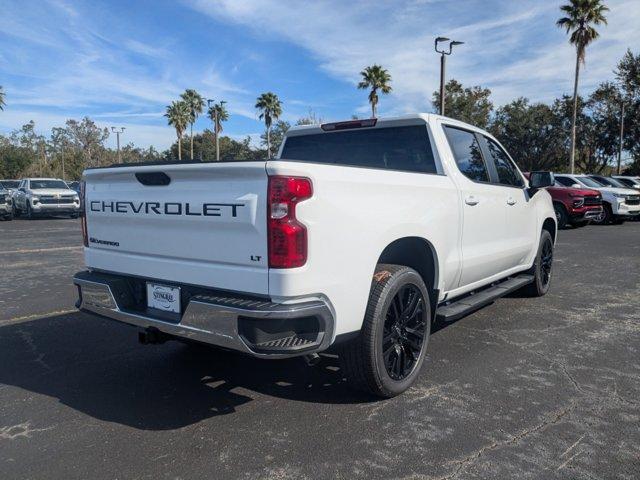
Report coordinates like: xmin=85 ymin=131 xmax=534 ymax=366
xmin=83 ymin=162 xmax=269 ymax=295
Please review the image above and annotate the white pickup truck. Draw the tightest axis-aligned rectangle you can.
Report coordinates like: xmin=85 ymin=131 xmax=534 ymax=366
xmin=74 ymin=114 xmax=556 ymax=397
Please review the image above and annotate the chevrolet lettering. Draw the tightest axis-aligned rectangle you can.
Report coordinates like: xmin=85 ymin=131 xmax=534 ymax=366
xmin=89 ymin=200 xmax=245 ymax=217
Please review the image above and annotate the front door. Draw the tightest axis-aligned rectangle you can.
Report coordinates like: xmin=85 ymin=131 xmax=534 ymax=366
xmin=480 ymin=136 xmax=535 ymax=267
xmin=443 ymin=126 xmax=511 ymax=287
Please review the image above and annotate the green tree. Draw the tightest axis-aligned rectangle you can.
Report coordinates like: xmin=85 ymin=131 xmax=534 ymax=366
xmin=296 ymin=110 xmax=323 ymax=126
xmin=207 ymin=101 xmax=229 ymax=161
xmin=64 ymin=117 xmax=110 ymax=168
xmin=255 ymin=92 xmax=282 ymax=159
xmin=0 ymin=86 xmax=5 ymax=111
xmin=0 ymin=145 xmax=33 ymax=178
xmin=165 ymin=131 xmax=261 ymax=162
xmin=260 ymin=120 xmax=290 ymax=156
xmin=557 ymin=0 xmax=609 ymax=174
xmin=584 ymin=82 xmax=624 ymax=173
xmin=357 ymin=65 xmax=392 ymax=118
xmin=180 ymin=89 xmax=205 ymax=160
xmin=615 ymin=49 xmax=640 ymax=172
xmin=165 ymin=101 xmax=190 ymax=161
xmin=432 ymin=79 xmax=493 ymax=128
xmin=490 ymin=98 xmax=567 ymax=172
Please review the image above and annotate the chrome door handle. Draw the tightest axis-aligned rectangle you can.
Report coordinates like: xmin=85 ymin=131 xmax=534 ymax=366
xmin=507 ymin=197 xmax=517 ymax=206
xmin=465 ymin=196 xmax=479 ymax=206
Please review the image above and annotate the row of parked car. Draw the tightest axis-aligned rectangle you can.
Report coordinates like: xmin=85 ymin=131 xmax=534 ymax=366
xmin=1 ymin=174 xmax=639 ymax=226
xmin=545 ymin=174 xmax=640 ymax=228
xmin=0 ymin=178 xmax=81 ymax=220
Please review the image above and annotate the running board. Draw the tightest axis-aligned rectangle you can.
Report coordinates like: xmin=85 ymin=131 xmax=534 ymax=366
xmin=436 ymin=274 xmax=534 ymax=323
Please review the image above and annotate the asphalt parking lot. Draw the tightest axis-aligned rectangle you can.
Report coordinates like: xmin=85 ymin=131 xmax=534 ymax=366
xmin=0 ymin=218 xmax=639 ymax=479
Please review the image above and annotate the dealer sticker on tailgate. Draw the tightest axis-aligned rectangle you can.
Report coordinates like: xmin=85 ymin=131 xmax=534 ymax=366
xmin=147 ymin=283 xmax=181 ymax=313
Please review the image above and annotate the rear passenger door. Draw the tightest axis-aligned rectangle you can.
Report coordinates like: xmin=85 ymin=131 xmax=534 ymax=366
xmin=480 ymin=136 xmax=535 ymax=268
xmin=443 ymin=126 xmax=512 ymax=287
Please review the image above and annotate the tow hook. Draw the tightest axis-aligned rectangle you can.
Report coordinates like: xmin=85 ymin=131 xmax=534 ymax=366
xmin=303 ymin=353 xmax=321 ymax=366
xmin=138 ymin=328 xmax=168 ymax=345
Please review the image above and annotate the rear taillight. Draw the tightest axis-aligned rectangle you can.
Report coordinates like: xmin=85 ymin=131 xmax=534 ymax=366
xmin=267 ymin=176 xmax=313 ymax=268
xmin=80 ymin=180 xmax=88 ymax=247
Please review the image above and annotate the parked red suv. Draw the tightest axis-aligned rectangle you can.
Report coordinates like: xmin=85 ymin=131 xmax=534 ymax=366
xmin=525 ymin=173 xmax=603 ymax=228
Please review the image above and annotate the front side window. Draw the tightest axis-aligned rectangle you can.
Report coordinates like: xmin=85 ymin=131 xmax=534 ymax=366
xmin=616 ymin=178 xmax=634 ymax=187
xmin=443 ymin=127 xmax=489 ymax=182
xmin=593 ymin=176 xmax=624 ymax=188
xmin=485 ymin=138 xmax=524 ymax=187
xmin=555 ymin=177 xmax=575 ymax=187
xmin=576 ymin=176 xmax=604 ymax=188
xmin=280 ymin=125 xmax=437 ymax=174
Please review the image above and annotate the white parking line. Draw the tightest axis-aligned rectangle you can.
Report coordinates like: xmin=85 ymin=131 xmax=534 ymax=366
xmin=0 ymin=246 xmax=83 ymax=255
xmin=0 ymin=308 xmax=78 ymax=325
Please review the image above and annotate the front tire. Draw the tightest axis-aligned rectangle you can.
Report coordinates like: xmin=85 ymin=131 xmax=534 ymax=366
xmin=25 ymin=202 xmax=33 ymax=219
xmin=521 ymin=230 xmax=554 ymax=297
xmin=339 ymin=264 xmax=431 ymax=398
xmin=554 ymin=204 xmax=568 ymax=229
xmin=593 ymin=203 xmax=612 ymax=225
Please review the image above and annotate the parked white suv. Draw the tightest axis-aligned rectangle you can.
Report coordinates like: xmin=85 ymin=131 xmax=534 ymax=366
xmin=74 ymin=114 xmax=556 ymax=397
xmin=554 ymin=174 xmax=639 ymax=224
xmin=13 ymin=178 xmax=80 ymax=218
xmin=0 ymin=185 xmax=13 ymax=221
xmin=612 ymin=175 xmax=640 ymax=191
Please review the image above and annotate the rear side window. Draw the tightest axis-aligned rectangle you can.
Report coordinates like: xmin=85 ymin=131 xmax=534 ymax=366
xmin=280 ymin=126 xmax=437 ymax=174
xmin=443 ymin=127 xmax=489 ymax=182
xmin=485 ymin=138 xmax=524 ymax=187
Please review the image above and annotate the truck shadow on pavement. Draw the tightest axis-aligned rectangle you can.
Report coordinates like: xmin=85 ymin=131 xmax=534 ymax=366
xmin=0 ymin=312 xmax=381 ymax=430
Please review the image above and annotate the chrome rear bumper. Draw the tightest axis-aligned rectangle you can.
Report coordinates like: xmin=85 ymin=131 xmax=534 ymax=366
xmin=73 ymin=271 xmax=334 ymax=358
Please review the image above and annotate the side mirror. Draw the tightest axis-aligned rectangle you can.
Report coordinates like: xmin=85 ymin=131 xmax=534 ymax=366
xmin=19 ymin=187 xmax=26 ymax=193
xmin=572 ymin=183 xmax=581 ymax=189
xmin=529 ymin=171 xmax=554 ymax=189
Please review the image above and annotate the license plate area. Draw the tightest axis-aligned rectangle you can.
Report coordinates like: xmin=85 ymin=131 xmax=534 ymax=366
xmin=146 ymin=283 xmax=181 ymax=313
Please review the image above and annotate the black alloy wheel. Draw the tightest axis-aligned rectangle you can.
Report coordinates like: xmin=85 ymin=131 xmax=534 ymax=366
xmin=382 ymin=284 xmax=426 ymax=381
xmin=540 ymin=238 xmax=553 ymax=288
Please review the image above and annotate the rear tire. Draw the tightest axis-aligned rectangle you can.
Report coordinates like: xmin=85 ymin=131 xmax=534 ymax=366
xmin=554 ymin=204 xmax=568 ymax=229
xmin=521 ymin=230 xmax=554 ymax=298
xmin=339 ymin=264 xmax=431 ymax=398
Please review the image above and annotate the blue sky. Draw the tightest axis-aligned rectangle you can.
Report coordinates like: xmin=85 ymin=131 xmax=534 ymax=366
xmin=1 ymin=0 xmax=639 ymax=150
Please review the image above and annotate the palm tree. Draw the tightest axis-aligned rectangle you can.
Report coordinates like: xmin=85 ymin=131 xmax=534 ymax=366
xmin=0 ymin=86 xmax=6 ymax=111
xmin=207 ymin=101 xmax=229 ymax=161
xmin=165 ymin=100 xmax=190 ymax=161
xmin=557 ymin=0 xmax=609 ymax=174
xmin=255 ymin=92 xmax=282 ymax=159
xmin=180 ymin=89 xmax=205 ymax=160
xmin=357 ymin=65 xmax=392 ymax=118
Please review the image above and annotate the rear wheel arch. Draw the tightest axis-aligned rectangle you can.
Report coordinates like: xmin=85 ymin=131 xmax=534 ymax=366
xmin=376 ymin=237 xmax=439 ymax=293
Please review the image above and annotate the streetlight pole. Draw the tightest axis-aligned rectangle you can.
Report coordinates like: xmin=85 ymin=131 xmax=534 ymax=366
xmin=111 ymin=127 xmax=125 ymax=163
xmin=435 ymin=37 xmax=464 ymax=116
